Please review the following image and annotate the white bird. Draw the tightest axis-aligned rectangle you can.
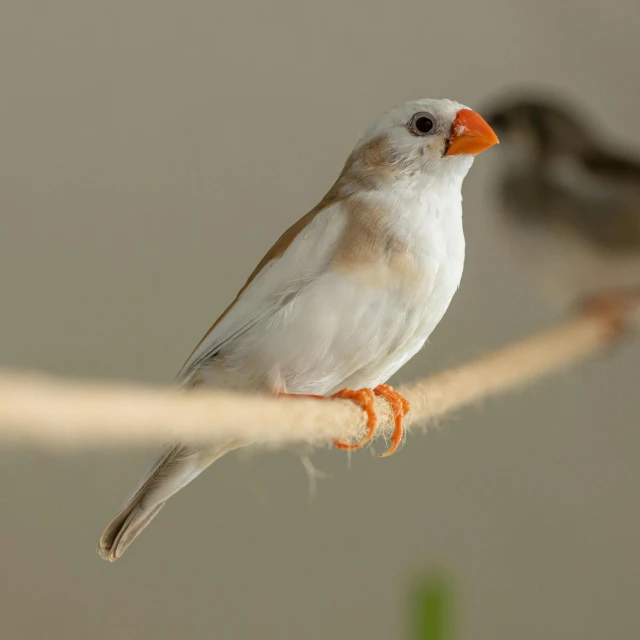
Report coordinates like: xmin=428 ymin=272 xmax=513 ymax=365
xmin=98 ymin=98 xmax=498 ymax=561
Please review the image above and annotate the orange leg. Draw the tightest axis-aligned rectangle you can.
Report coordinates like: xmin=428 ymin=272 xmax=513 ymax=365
xmin=279 ymin=385 xmax=410 ymax=456
xmin=579 ymin=288 xmax=640 ymax=340
xmin=332 ymin=388 xmax=377 ymax=451
xmin=373 ymin=384 xmax=411 ymax=457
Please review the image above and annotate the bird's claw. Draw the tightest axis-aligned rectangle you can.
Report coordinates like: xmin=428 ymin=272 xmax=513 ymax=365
xmin=332 ymin=388 xmax=377 ymax=451
xmin=279 ymin=386 xmax=411 ymax=456
xmin=579 ymin=289 xmax=640 ymax=341
xmin=332 ymin=384 xmax=410 ymax=456
xmin=373 ymin=384 xmax=411 ymax=457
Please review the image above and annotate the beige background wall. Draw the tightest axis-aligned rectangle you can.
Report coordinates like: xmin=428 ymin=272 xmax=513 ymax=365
xmin=1 ymin=1 xmax=639 ymax=638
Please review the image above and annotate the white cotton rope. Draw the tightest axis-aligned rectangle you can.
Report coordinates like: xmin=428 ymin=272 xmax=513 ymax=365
xmin=0 ymin=305 xmax=635 ymax=451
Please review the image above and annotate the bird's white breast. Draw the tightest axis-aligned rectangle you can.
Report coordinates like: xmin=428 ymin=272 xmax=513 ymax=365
xmin=206 ymin=180 xmax=465 ymax=395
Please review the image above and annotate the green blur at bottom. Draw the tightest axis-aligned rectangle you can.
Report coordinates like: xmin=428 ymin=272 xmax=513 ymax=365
xmin=409 ymin=572 xmax=454 ymax=640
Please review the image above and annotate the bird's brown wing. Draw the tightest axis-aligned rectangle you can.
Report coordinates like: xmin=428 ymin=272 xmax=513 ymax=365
xmin=582 ymin=148 xmax=640 ymax=182
xmin=176 ymin=202 xmax=344 ymax=382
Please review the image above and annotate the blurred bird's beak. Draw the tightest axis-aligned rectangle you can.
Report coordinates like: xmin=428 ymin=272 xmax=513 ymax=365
xmin=445 ymin=109 xmax=499 ymax=156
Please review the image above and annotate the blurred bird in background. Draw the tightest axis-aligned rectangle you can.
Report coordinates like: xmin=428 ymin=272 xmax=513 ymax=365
xmin=484 ymin=92 xmax=640 ymax=311
xmin=98 ymin=99 xmax=498 ymax=562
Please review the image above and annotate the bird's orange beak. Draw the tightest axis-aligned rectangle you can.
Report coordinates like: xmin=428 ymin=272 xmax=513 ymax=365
xmin=445 ymin=109 xmax=499 ymax=156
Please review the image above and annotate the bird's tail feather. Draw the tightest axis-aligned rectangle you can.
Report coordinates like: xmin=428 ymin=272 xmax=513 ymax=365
xmin=98 ymin=440 xmax=241 ymax=562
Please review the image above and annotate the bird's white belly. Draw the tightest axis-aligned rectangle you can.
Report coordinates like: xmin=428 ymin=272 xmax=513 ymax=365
xmin=215 ymin=257 xmax=461 ymax=394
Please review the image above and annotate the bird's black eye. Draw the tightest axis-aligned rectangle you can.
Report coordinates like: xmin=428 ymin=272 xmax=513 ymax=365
xmin=409 ymin=113 xmax=435 ymax=136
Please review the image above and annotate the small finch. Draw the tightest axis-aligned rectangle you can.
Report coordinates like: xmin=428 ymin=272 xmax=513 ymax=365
xmin=99 ymin=98 xmax=498 ymax=561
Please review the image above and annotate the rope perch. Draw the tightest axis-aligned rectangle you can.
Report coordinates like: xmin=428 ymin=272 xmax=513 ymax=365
xmin=0 ymin=301 xmax=637 ymax=451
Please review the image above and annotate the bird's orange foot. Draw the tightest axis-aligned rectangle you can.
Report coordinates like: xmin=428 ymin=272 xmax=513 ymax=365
xmin=278 ymin=390 xmax=376 ymax=450
xmin=373 ymin=384 xmax=411 ymax=457
xmin=579 ymin=289 xmax=640 ymax=340
xmin=331 ymin=385 xmax=410 ymax=456
xmin=332 ymin=388 xmax=377 ymax=451
xmin=279 ymin=386 xmax=410 ymax=456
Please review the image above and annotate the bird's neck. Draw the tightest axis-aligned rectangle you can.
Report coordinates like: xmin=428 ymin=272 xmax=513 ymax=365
xmin=341 ymin=175 xmax=466 ymax=258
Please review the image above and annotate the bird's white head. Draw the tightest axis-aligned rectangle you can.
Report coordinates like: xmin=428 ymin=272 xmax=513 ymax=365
xmin=343 ymin=98 xmax=499 ymax=190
